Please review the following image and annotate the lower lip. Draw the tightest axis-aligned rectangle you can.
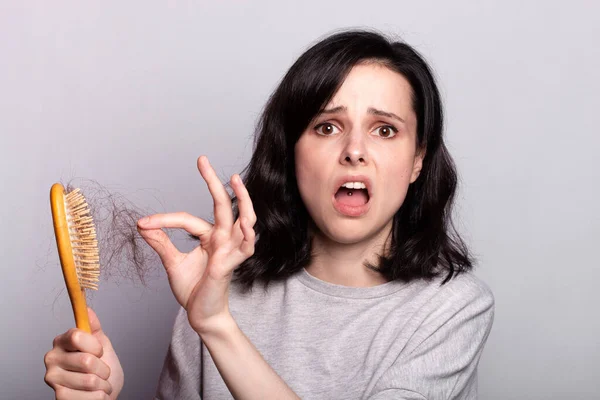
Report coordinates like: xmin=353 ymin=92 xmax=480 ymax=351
xmin=332 ymin=196 xmax=371 ymax=217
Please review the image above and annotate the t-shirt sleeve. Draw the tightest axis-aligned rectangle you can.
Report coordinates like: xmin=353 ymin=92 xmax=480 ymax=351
xmin=369 ymin=276 xmax=495 ymax=400
xmin=155 ymin=306 xmax=202 ymax=400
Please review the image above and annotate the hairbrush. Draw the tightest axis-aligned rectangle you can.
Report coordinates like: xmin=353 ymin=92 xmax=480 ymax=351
xmin=50 ymin=183 xmax=100 ymax=333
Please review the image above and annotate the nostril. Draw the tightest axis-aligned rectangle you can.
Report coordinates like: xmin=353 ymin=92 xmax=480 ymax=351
xmin=343 ymin=155 xmax=367 ymax=164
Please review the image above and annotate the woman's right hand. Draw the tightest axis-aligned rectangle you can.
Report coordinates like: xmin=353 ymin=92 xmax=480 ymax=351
xmin=44 ymin=307 xmax=124 ymax=400
xmin=136 ymin=156 xmax=257 ymax=335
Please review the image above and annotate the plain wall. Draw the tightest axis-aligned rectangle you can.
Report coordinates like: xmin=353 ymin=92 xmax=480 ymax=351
xmin=1 ymin=1 xmax=598 ymax=399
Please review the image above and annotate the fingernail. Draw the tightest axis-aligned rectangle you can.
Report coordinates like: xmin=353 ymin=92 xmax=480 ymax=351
xmin=139 ymin=216 xmax=150 ymax=225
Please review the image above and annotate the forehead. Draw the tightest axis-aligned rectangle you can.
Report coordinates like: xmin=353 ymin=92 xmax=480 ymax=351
xmin=327 ymin=63 xmax=414 ymax=115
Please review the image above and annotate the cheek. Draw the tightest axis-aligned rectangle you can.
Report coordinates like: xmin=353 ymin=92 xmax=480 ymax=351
xmin=380 ymin=157 xmax=415 ymax=204
xmin=295 ymin=143 xmax=322 ymax=202
xmin=295 ymin=145 xmax=310 ymax=189
xmin=295 ymin=143 xmax=336 ymax=225
xmin=296 ymin=163 xmax=325 ymax=200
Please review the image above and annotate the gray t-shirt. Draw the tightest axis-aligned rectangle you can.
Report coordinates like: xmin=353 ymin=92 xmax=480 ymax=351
xmin=155 ymin=269 xmax=494 ymax=399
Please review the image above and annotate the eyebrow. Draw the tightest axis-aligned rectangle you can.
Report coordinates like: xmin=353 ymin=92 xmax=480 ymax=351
xmin=319 ymin=106 xmax=406 ymax=123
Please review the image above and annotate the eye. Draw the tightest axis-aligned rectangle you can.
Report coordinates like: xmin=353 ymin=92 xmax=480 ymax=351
xmin=373 ymin=125 xmax=398 ymax=138
xmin=314 ymin=122 xmax=340 ymax=136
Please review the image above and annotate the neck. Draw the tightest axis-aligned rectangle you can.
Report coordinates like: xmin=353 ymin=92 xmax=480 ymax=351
xmin=306 ymin=222 xmax=392 ymax=287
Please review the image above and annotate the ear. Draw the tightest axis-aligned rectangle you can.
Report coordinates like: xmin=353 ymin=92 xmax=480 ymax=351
xmin=409 ymin=149 xmax=425 ymax=183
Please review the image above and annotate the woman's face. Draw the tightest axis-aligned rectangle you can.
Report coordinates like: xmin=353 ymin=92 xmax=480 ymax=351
xmin=295 ymin=62 xmax=424 ymax=245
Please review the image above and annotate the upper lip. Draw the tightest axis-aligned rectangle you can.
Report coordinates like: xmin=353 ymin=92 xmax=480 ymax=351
xmin=333 ymin=175 xmax=373 ymax=199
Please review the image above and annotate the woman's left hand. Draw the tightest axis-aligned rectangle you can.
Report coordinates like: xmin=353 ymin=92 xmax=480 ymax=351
xmin=137 ymin=156 xmax=256 ymax=334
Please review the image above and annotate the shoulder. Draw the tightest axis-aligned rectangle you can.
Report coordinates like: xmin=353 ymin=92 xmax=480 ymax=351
xmin=399 ymin=271 xmax=495 ymax=334
xmin=372 ymin=273 xmax=495 ymax=399
xmin=441 ymin=271 xmax=495 ymax=306
xmin=424 ymin=271 xmax=495 ymax=327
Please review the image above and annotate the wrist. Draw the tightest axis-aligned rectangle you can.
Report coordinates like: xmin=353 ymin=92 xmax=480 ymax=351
xmin=192 ymin=311 xmax=238 ymax=340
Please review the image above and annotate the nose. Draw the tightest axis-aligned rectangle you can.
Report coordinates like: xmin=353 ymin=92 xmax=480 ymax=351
xmin=339 ymin=129 xmax=368 ymax=166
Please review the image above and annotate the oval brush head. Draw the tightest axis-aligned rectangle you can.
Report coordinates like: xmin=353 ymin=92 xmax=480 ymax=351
xmin=50 ymin=183 xmax=100 ymax=333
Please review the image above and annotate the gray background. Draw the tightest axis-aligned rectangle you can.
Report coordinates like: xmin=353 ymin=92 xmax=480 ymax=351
xmin=1 ymin=1 xmax=598 ymax=399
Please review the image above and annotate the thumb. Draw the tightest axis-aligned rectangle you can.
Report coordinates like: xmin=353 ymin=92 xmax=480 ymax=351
xmin=87 ymin=307 xmax=103 ymax=334
xmin=87 ymin=307 xmax=116 ymax=352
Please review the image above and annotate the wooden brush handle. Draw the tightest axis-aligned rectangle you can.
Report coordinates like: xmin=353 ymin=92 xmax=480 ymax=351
xmin=50 ymin=183 xmax=91 ymax=333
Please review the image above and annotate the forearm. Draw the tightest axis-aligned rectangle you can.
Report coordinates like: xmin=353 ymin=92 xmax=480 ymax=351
xmin=197 ymin=315 xmax=300 ymax=400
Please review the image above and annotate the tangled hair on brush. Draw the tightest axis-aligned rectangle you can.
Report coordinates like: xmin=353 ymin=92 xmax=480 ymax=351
xmin=229 ymin=29 xmax=474 ymax=290
xmin=63 ymin=179 xmax=160 ymax=286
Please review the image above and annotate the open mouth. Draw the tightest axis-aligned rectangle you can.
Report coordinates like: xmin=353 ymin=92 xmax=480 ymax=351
xmin=332 ymin=177 xmax=372 ymax=217
xmin=334 ymin=182 xmax=370 ymax=207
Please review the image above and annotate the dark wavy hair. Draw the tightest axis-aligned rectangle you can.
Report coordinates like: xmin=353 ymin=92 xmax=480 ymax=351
xmin=232 ymin=29 xmax=473 ymax=290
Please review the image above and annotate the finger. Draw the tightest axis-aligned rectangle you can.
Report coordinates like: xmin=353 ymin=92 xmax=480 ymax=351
xmin=137 ymin=227 xmax=184 ymax=270
xmin=239 ymin=217 xmax=256 ymax=257
xmin=54 ymin=384 xmax=111 ymax=399
xmin=58 ymin=352 xmax=111 ymax=380
xmin=51 ymin=370 xmax=112 ymax=394
xmin=54 ymin=329 xmax=103 ymax=358
xmin=197 ymin=156 xmax=234 ymax=228
xmin=137 ymin=212 xmax=212 ymax=236
xmin=44 ymin=350 xmax=110 ymax=381
xmin=231 ymin=174 xmax=257 ymax=227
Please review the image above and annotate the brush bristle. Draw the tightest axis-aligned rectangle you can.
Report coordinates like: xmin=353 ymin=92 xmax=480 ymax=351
xmin=64 ymin=188 xmax=100 ymax=290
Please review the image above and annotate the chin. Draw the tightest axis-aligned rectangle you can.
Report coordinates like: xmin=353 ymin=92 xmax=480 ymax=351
xmin=310 ymin=211 xmax=396 ymax=246
xmin=318 ymin=223 xmax=380 ymax=246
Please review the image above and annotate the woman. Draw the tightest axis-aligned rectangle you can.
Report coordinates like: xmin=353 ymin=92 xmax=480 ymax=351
xmin=44 ymin=29 xmax=494 ymax=399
